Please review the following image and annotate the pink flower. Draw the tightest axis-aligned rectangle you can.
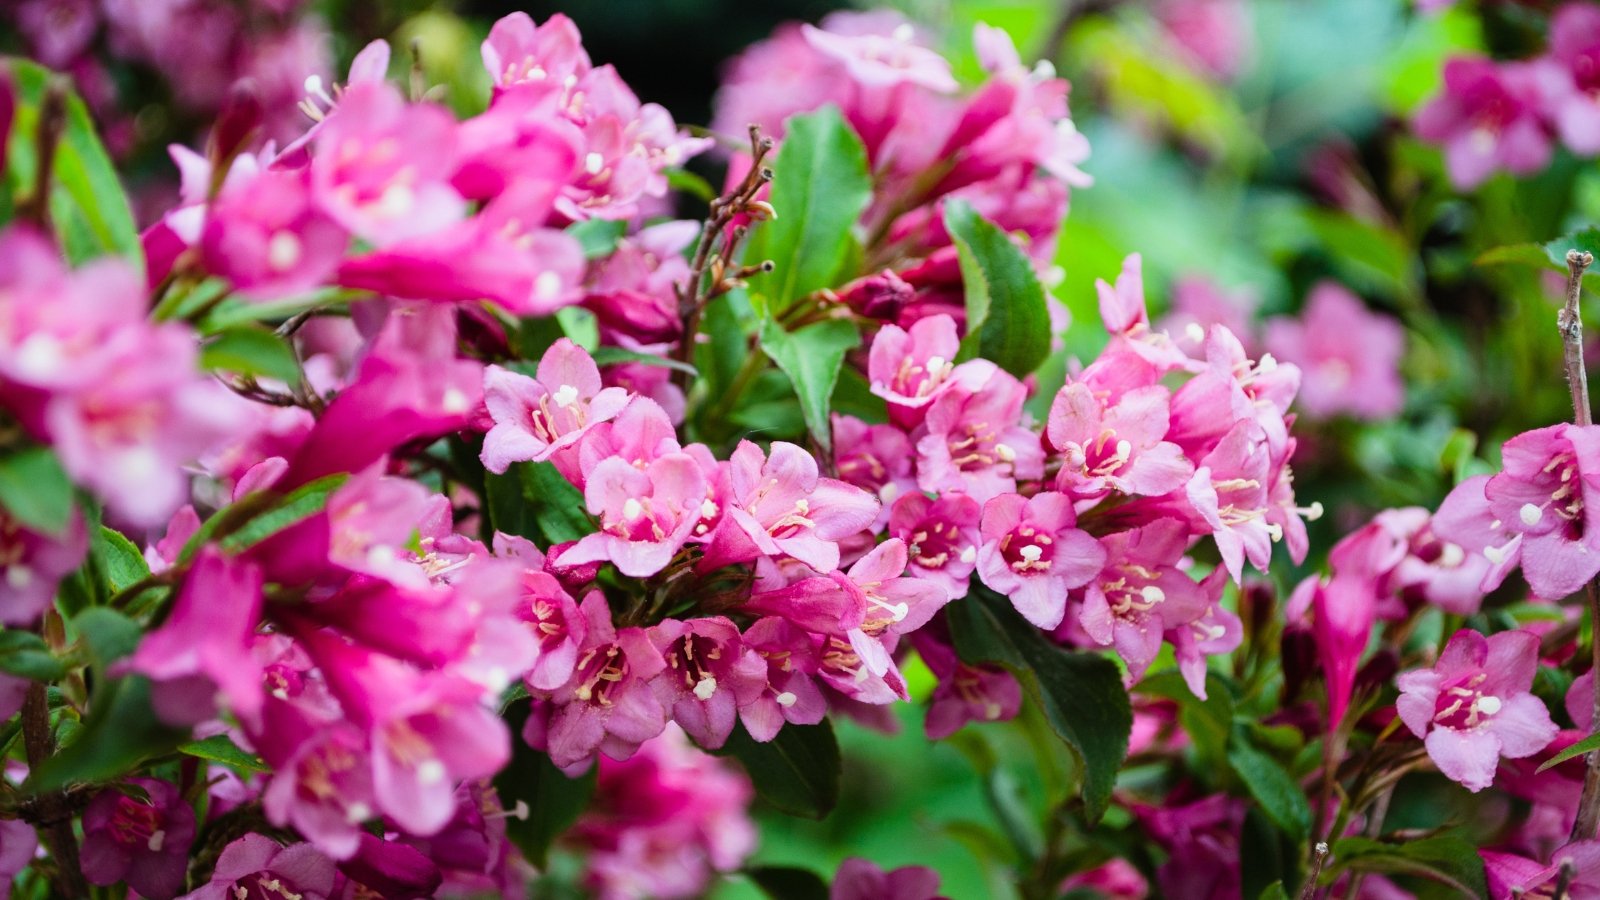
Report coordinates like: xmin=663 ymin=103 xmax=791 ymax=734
xmin=480 ymin=339 xmax=631 ymax=473
xmin=913 ymin=627 xmax=1021 ymax=739
xmin=738 ymin=617 xmax=828 ymax=742
xmin=915 ymin=367 xmax=1044 ymax=506
xmin=178 ymin=834 xmax=337 ymax=900
xmin=1483 ymin=841 xmax=1600 ymax=899
xmin=868 ymin=313 xmax=963 ymax=428
xmin=1096 ymin=254 xmax=1189 ymax=372
xmin=1048 ymin=380 xmax=1193 ymax=500
xmin=1545 ymin=4 xmax=1600 ymax=154
xmin=1288 ymin=573 xmax=1375 ymax=728
xmin=496 ymin=533 xmax=588 ymax=692
xmin=801 ymin=24 xmax=958 ymax=93
xmin=648 ymin=617 xmax=766 ymax=749
xmin=833 ymin=414 xmax=918 ymax=527
xmin=482 ymin=12 xmax=589 ymax=92
xmin=120 ymin=549 xmax=265 ymax=728
xmin=1262 ymin=282 xmax=1404 ymax=420
xmin=1396 ymin=629 xmax=1558 ymax=792
xmin=562 ymin=452 xmax=706 ymax=578
xmin=0 ymin=505 xmax=86 ymax=626
xmin=80 ymin=778 xmax=197 ymax=899
xmin=703 ymin=440 xmax=879 ymax=574
xmin=977 ymin=492 xmax=1106 ymax=629
xmin=1413 ymin=57 xmax=1558 ymax=190
xmin=1159 ymin=275 xmax=1259 ymax=356
xmin=1154 ymin=0 xmax=1253 ymax=83
xmin=830 ymin=858 xmax=943 ymax=900
xmin=259 ymin=715 xmax=375 ymax=860
xmin=1079 ymin=520 xmax=1209 ymax=680
xmin=1168 ymin=568 xmax=1240 ymax=700
xmin=1434 ymin=424 xmax=1600 ymax=600
xmin=200 ymin=165 xmax=347 ymax=300
xmin=889 ymin=492 xmax=982 ymax=600
xmin=309 ymin=82 xmax=465 ymax=246
xmin=1185 ymin=420 xmax=1277 ymax=582
xmin=582 ymin=221 xmax=697 ymax=349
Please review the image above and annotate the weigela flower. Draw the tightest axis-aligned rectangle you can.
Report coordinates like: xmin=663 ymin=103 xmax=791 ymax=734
xmin=80 ymin=778 xmax=197 ymax=899
xmin=1078 ymin=519 xmax=1209 ymax=681
xmin=833 ymin=414 xmax=918 ymax=527
xmin=1096 ymin=254 xmax=1189 ymax=372
xmin=1048 ymin=379 xmax=1193 ymax=501
xmin=200 ymin=165 xmax=347 ymax=301
xmin=1262 ymin=282 xmax=1404 ymax=421
xmin=915 ymin=366 xmax=1044 ymax=506
xmin=0 ymin=505 xmax=86 ymax=627
xmin=977 ymin=491 xmax=1106 ymax=630
xmin=1186 ymin=420 xmax=1278 ymax=583
xmin=562 ymin=451 xmax=706 ymax=578
xmin=647 ymin=616 xmax=766 ymax=749
xmin=481 ymin=339 xmax=631 ymax=474
xmin=889 ymin=492 xmax=982 ymax=600
xmin=829 ymin=857 xmax=943 ymax=900
xmin=178 ymin=834 xmax=337 ymax=900
xmin=913 ymin=626 xmax=1021 ymax=739
xmin=1545 ymin=3 xmax=1600 ymax=154
xmin=868 ymin=313 xmax=964 ymax=429
xmin=738 ymin=616 xmax=828 ymax=742
xmin=1413 ymin=57 xmax=1558 ymax=190
xmin=1483 ymin=841 xmax=1600 ymax=899
xmin=1396 ymin=629 xmax=1558 ymax=792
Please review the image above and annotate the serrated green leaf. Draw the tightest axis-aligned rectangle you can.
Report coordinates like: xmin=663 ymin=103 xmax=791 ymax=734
xmin=93 ymin=526 xmax=149 ymax=595
xmin=29 ymin=677 xmax=189 ymax=792
xmin=200 ymin=325 xmax=303 ymax=384
xmin=1329 ymin=835 xmax=1487 ymax=898
xmin=745 ymin=866 xmax=829 ymax=900
xmin=4 ymin=58 xmax=141 ymax=270
xmin=218 ymin=473 xmax=349 ymax=554
xmin=494 ymin=698 xmax=595 ymax=867
xmin=947 ymin=587 xmax=1132 ymax=822
xmin=590 ymin=346 xmax=698 ymax=377
xmin=485 ymin=462 xmax=591 ymax=548
xmin=0 ymin=631 xmax=64 ymax=681
xmin=944 ymin=199 xmax=1052 ymax=377
xmin=179 ymin=733 xmax=269 ymax=773
xmin=0 ymin=446 xmax=73 ymax=536
xmin=744 ymin=106 xmax=871 ymax=312
xmin=759 ymin=318 xmax=859 ymax=455
xmin=1227 ymin=725 xmax=1312 ymax=843
xmin=1538 ymin=729 xmax=1600 ymax=772
xmin=716 ymin=720 xmax=840 ymax=820
xmin=73 ymin=607 xmax=141 ymax=668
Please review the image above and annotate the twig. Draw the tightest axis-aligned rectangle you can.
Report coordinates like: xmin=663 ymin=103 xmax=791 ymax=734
xmin=1562 ymin=249 xmax=1600 ymax=843
xmin=1298 ymin=842 xmax=1330 ymax=900
xmin=21 ymin=685 xmax=87 ymax=898
xmin=17 ymin=79 xmax=67 ymax=229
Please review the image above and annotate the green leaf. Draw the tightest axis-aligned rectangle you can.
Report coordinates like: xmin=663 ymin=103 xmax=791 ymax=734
xmin=567 ymin=218 xmax=628 ymax=259
xmin=943 ymin=199 xmax=1052 ymax=377
xmin=1227 ymin=725 xmax=1312 ymax=843
xmin=0 ymin=631 xmax=64 ymax=681
xmin=218 ymin=473 xmax=350 ymax=554
xmin=759 ymin=318 xmax=859 ymax=455
xmin=179 ymin=734 xmax=269 ymax=773
xmin=29 ymin=677 xmax=189 ymax=792
xmin=4 ymin=58 xmax=141 ymax=269
xmin=745 ymin=866 xmax=829 ymax=900
xmin=665 ymin=167 xmax=717 ymax=204
xmin=200 ymin=326 xmax=303 ymax=384
xmin=1299 ymin=209 xmax=1414 ymax=299
xmin=0 ymin=446 xmax=73 ymax=536
xmin=93 ymin=526 xmax=150 ymax=595
xmin=744 ymin=106 xmax=871 ymax=312
xmin=1329 ymin=835 xmax=1487 ymax=898
xmin=947 ymin=587 xmax=1132 ymax=822
xmin=484 ymin=462 xmax=591 ymax=547
xmin=716 ymin=720 xmax=841 ymax=820
xmin=1538 ymin=729 xmax=1600 ymax=772
xmin=590 ymin=346 xmax=698 ymax=377
xmin=494 ymin=699 xmax=595 ymax=867
xmin=1477 ymin=227 xmax=1600 ymax=282
xmin=73 ymin=607 xmax=141 ymax=667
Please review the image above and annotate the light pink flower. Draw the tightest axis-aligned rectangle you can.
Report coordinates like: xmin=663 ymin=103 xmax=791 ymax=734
xmin=1545 ymin=4 xmax=1600 ymax=154
xmin=1413 ymin=57 xmax=1558 ymax=190
xmin=562 ymin=452 xmax=706 ymax=578
xmin=648 ymin=617 xmax=766 ymax=749
xmin=1079 ymin=520 xmax=1208 ymax=680
xmin=481 ymin=339 xmax=631 ymax=473
xmin=481 ymin=12 xmax=590 ymax=92
xmin=977 ymin=492 xmax=1106 ymax=629
xmin=1049 ymin=380 xmax=1192 ymax=500
xmin=889 ymin=492 xmax=982 ymax=600
xmin=0 ymin=505 xmax=86 ymax=626
xmin=703 ymin=440 xmax=879 ymax=574
xmin=1186 ymin=420 xmax=1277 ymax=582
xmin=915 ymin=366 xmax=1044 ymax=506
xmin=868 ymin=313 xmax=963 ymax=428
xmin=1396 ymin=629 xmax=1558 ymax=792
xmin=1096 ymin=254 xmax=1189 ymax=372
xmin=1263 ymin=282 xmax=1404 ymax=420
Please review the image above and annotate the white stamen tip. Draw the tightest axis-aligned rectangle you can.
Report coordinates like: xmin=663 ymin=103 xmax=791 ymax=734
xmin=1140 ymin=585 xmax=1166 ymax=604
xmin=693 ymin=676 xmax=718 ymax=701
xmin=346 ymin=802 xmax=372 ymax=823
xmin=442 ymin=387 xmax=469 ymax=414
xmin=1520 ymin=503 xmax=1543 ymax=526
xmin=584 ymin=151 xmax=605 ymax=175
xmin=700 ymin=498 xmax=718 ymax=519
xmin=534 ymin=271 xmax=562 ymax=300
xmin=1258 ymin=353 xmax=1278 ymax=372
xmin=926 ymin=355 xmax=947 ymax=374
xmin=622 ymin=498 xmax=644 ymax=520
xmin=893 ymin=23 xmax=915 ymax=41
xmin=1484 ymin=543 xmax=1508 ymax=565
xmin=1185 ymin=322 xmax=1206 ymax=344
xmin=512 ymin=800 xmax=530 ymax=820
xmin=887 ymin=602 xmax=909 ymax=622
xmin=995 ymin=443 xmax=1017 ymax=462
xmin=417 ymin=759 xmax=447 ymax=785
xmin=1019 ymin=544 xmax=1043 ymax=562
xmin=267 ymin=231 xmax=302 ymax=271
xmin=147 ymin=830 xmax=166 ymax=852
xmin=795 ymin=498 xmax=810 ymax=514
xmin=5 ymin=566 xmax=33 ymax=590
xmin=775 ymin=691 xmax=798 ymax=708
xmin=552 ymin=384 xmax=580 ymax=407
xmin=1439 ymin=543 xmax=1465 ymax=568
xmin=303 ymin=75 xmax=324 ymax=95
xmin=1477 ymin=695 xmax=1502 ymax=715
xmin=959 ymin=546 xmax=977 ymax=564
xmin=1304 ymin=501 xmax=1324 ymax=522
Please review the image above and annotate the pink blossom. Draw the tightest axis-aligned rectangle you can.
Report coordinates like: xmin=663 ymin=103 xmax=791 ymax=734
xmin=1434 ymin=424 xmax=1600 ymax=600
xmin=452 ymin=84 xmax=582 ymax=204
xmin=647 ymin=616 xmax=765 ymax=749
xmin=801 ymin=24 xmax=957 ymax=94
xmin=1060 ymin=858 xmax=1150 ymax=899
xmin=259 ymin=715 xmax=375 ymax=860
xmin=0 ymin=505 xmax=86 ymax=626
xmin=1168 ymin=568 xmax=1240 ymax=700
xmin=1396 ymin=629 xmax=1558 ymax=792
xmin=1186 ymin=420 xmax=1277 ymax=582
xmin=1049 ymin=380 xmax=1193 ymax=500
xmin=496 ymin=534 xmax=588 ymax=692
xmin=1262 ymin=282 xmax=1404 ymax=420
xmin=582 ymin=221 xmax=697 ymax=349
xmin=480 ymin=339 xmax=631 ymax=473
xmin=1096 ymin=254 xmax=1189 ymax=371
xmin=1287 ymin=572 xmax=1375 ymax=728
xmin=1154 ymin=0 xmax=1253 ymax=83
xmin=481 ymin=13 xmax=591 ymax=95
xmin=121 ymin=549 xmax=265 ymax=728
xmin=562 ymin=452 xmax=705 ymax=578
xmin=201 ymin=165 xmax=348 ymax=300
xmin=1483 ymin=841 xmax=1600 ymax=899
xmin=337 ymin=832 xmax=443 ymax=899
xmin=833 ymin=414 xmax=918 ymax=527
xmin=1159 ymin=275 xmax=1259 ymax=356
xmin=703 ymin=440 xmax=879 ymax=574
xmin=1545 ymin=4 xmax=1600 ymax=154
xmin=738 ymin=617 xmax=828 ymax=742
xmin=977 ymin=492 xmax=1107 ymax=629
xmin=1079 ymin=520 xmax=1209 ymax=680
xmin=915 ymin=366 xmax=1044 ymax=505
xmin=817 ymin=632 xmax=908 ymax=705
xmin=867 ymin=313 xmax=963 ymax=428
xmin=913 ymin=627 xmax=1021 ymax=739
xmin=889 ymin=492 xmax=982 ymax=600
xmin=80 ymin=778 xmax=197 ymax=899
xmin=178 ymin=834 xmax=337 ymax=900
xmin=830 ymin=858 xmax=942 ymax=900
xmin=1413 ymin=57 xmax=1558 ymax=190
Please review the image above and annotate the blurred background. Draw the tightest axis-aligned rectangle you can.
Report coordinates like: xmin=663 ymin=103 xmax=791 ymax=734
xmin=4 ymin=0 xmax=1590 ymax=895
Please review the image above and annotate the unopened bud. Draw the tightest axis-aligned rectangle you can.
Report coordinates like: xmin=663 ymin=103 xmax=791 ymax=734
xmin=746 ymin=200 xmax=778 ymax=221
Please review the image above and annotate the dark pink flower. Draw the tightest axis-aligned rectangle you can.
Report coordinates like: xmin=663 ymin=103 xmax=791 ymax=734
xmin=976 ymin=492 xmax=1106 ymax=629
xmin=647 ymin=617 xmax=766 ymax=749
xmin=481 ymin=339 xmax=631 ymax=473
xmin=913 ymin=627 xmax=1021 ymax=739
xmin=80 ymin=778 xmax=197 ymax=899
xmin=259 ymin=715 xmax=375 ymax=860
xmin=1262 ymin=282 xmax=1404 ymax=421
xmin=1546 ymin=3 xmax=1600 ymax=154
xmin=738 ymin=617 xmax=828 ymax=742
xmin=1483 ymin=841 xmax=1600 ymax=899
xmin=1413 ymin=57 xmax=1558 ymax=190
xmin=830 ymin=857 xmax=943 ymax=900
xmin=200 ymin=166 xmax=348 ymax=301
xmin=833 ymin=414 xmax=918 ymax=528
xmin=496 ymin=533 xmax=588 ymax=692
xmin=889 ymin=492 xmax=982 ymax=600
xmin=1079 ymin=520 xmax=1208 ymax=680
xmin=1396 ymin=629 xmax=1558 ymax=792
xmin=178 ymin=834 xmax=337 ymax=900
xmin=534 ymin=593 xmax=668 ymax=769
xmin=1287 ymin=572 xmax=1375 ymax=728
xmin=0 ymin=504 xmax=86 ymax=626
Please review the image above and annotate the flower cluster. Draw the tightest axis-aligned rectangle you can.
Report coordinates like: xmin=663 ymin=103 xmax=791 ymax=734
xmin=1414 ymin=2 xmax=1600 ymax=189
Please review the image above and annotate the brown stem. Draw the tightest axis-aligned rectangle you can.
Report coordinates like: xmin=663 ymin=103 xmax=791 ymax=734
xmin=1298 ymin=842 xmax=1330 ymax=900
xmin=17 ymin=79 xmax=67 ymax=229
xmin=1563 ymin=249 xmax=1600 ymax=843
xmin=22 ymin=684 xmax=87 ymax=898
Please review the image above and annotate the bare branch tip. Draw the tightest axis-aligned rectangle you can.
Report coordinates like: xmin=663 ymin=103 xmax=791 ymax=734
xmin=1570 ymin=249 xmax=1595 ymax=270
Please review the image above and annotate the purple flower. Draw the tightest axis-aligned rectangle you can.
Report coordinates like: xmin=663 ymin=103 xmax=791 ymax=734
xmin=80 ymin=778 xmax=197 ymax=899
xmin=1262 ymin=282 xmax=1404 ymax=421
xmin=830 ymin=858 xmax=943 ymax=900
xmin=1396 ymin=629 xmax=1558 ymax=793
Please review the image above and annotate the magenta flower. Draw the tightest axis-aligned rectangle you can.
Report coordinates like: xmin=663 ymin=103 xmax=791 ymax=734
xmin=976 ymin=492 xmax=1106 ymax=629
xmin=1262 ymin=282 xmax=1404 ymax=421
xmin=178 ymin=834 xmax=337 ymax=900
xmin=703 ymin=440 xmax=879 ymax=574
xmin=259 ymin=717 xmax=375 ymax=860
xmin=1096 ymin=254 xmax=1189 ymax=371
xmin=481 ymin=339 xmax=631 ymax=473
xmin=868 ymin=313 xmax=963 ymax=428
xmin=1413 ymin=57 xmax=1557 ymax=190
xmin=1186 ymin=420 xmax=1277 ymax=583
xmin=496 ymin=533 xmax=588 ymax=692
xmin=535 ymin=593 xmax=668 ymax=769
xmin=200 ymin=165 xmax=348 ymax=301
xmin=561 ymin=451 xmax=706 ymax=578
xmin=1546 ymin=3 xmax=1600 ymax=154
xmin=1168 ymin=568 xmax=1241 ymax=700
xmin=1483 ymin=841 xmax=1600 ymax=899
xmin=481 ymin=12 xmax=589 ymax=92
xmin=1396 ymin=629 xmax=1558 ymax=792
xmin=1048 ymin=380 xmax=1192 ymax=500
xmin=647 ymin=617 xmax=766 ymax=749
xmin=915 ymin=367 xmax=1044 ymax=506
xmin=80 ymin=778 xmax=197 ymax=899
xmin=833 ymin=414 xmax=917 ymax=527
xmin=830 ymin=858 xmax=943 ymax=900
xmin=913 ymin=628 xmax=1021 ymax=739
xmin=1435 ymin=424 xmax=1600 ymax=600
xmin=582 ymin=221 xmax=697 ymax=349
xmin=1079 ymin=520 xmax=1209 ymax=680
xmin=889 ymin=492 xmax=982 ymax=600
xmin=738 ymin=616 xmax=828 ymax=742
xmin=1288 ymin=573 xmax=1375 ymax=728
xmin=120 ymin=549 xmax=265 ymax=728
xmin=309 ymin=81 xmax=465 ymax=246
